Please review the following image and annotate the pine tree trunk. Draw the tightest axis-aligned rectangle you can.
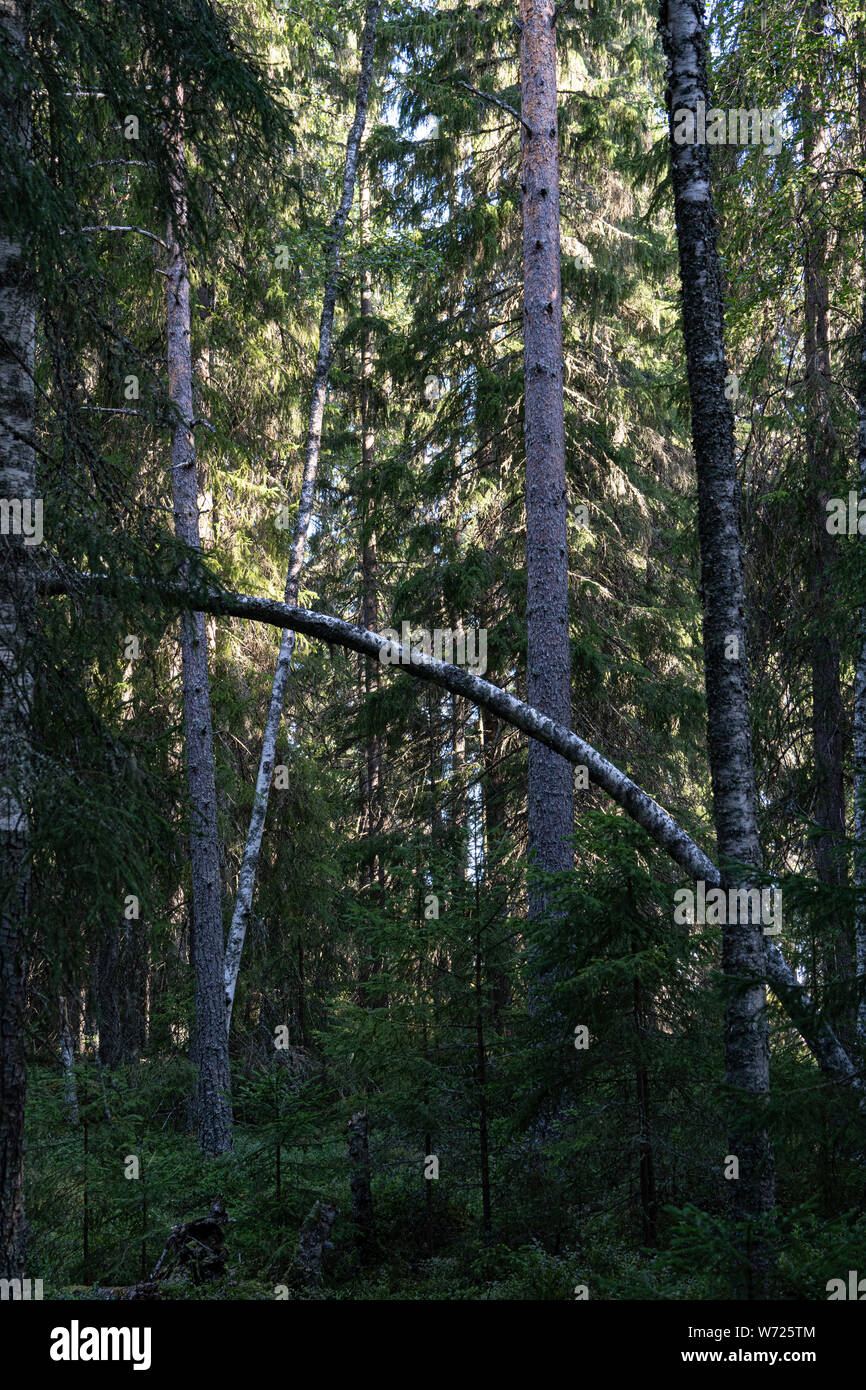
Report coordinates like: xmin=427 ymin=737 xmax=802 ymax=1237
xmin=520 ymin=0 xmax=574 ymax=920
xmin=223 ymin=0 xmax=381 ymax=1030
xmin=166 ymin=95 xmax=233 ymax=1154
xmin=0 ymin=0 xmax=34 ymax=1280
xmin=658 ymin=0 xmax=775 ymax=1278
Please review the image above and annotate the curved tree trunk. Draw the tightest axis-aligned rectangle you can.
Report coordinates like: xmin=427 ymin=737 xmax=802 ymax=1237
xmin=44 ymin=568 xmax=866 ymax=1105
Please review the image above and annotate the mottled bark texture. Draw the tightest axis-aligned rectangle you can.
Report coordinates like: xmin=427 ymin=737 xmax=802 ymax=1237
xmin=520 ymin=0 xmax=574 ymax=914
xmin=658 ymin=0 xmax=775 ymax=1250
xmin=347 ymin=1111 xmax=377 ymax=1262
xmin=44 ymin=569 xmax=866 ymax=1102
xmin=0 ymin=0 xmax=33 ymax=1280
xmin=166 ymin=102 xmax=233 ymax=1155
xmin=223 ymin=0 xmax=381 ymax=1030
xmin=853 ymin=26 xmax=866 ymax=1045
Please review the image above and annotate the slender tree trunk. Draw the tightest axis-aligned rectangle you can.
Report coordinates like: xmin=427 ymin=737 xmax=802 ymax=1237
xmin=520 ymin=0 xmax=574 ymax=924
xmin=802 ymin=0 xmax=852 ymax=1033
xmin=96 ymin=922 xmax=122 ymax=1069
xmin=658 ymin=0 xmax=775 ymax=1283
xmin=296 ymin=935 xmax=307 ymax=1048
xmin=0 ymin=0 xmax=34 ymax=1280
xmin=357 ymin=152 xmax=387 ymax=1010
xmin=347 ymin=1110 xmax=377 ymax=1263
xmin=223 ymin=0 xmax=381 ymax=1030
xmin=474 ymin=911 xmax=492 ymax=1233
xmin=633 ymin=977 xmax=657 ymax=1246
xmin=58 ymin=995 xmax=79 ymax=1125
xmin=166 ymin=95 xmax=233 ymax=1154
xmin=96 ymin=917 xmax=146 ymax=1067
xmin=855 ymin=26 xmax=866 ymax=1046
xmin=479 ymin=706 xmax=511 ymax=1029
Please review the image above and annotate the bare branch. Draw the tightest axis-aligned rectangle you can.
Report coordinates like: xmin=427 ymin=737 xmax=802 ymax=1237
xmin=64 ymin=225 xmax=168 ymax=249
xmin=87 ymin=160 xmax=150 ymax=169
xmin=456 ymin=80 xmax=534 ymax=136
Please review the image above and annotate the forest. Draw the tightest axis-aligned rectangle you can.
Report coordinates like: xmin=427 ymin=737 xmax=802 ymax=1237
xmin=2 ymin=0 xmax=866 ymax=1320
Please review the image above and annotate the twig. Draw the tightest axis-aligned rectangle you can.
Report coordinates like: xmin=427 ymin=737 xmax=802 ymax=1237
xmin=455 ymin=81 xmax=534 ymax=136
xmin=68 ymin=225 xmax=168 ymax=249
xmin=87 ymin=160 xmax=150 ymax=170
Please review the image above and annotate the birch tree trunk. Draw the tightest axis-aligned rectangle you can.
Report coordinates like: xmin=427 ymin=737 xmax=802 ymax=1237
xmin=223 ymin=0 xmax=381 ymax=1031
xmin=166 ymin=98 xmax=233 ymax=1154
xmin=520 ymin=0 xmax=574 ymax=922
xmin=658 ymin=0 xmax=775 ymax=1262
xmin=46 ymin=567 xmax=866 ymax=1102
xmin=0 ymin=0 xmax=34 ymax=1279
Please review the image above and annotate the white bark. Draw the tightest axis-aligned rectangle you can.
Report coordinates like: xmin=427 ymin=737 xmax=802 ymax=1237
xmin=223 ymin=0 xmax=381 ymax=1032
xmin=42 ymin=570 xmax=866 ymax=1104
